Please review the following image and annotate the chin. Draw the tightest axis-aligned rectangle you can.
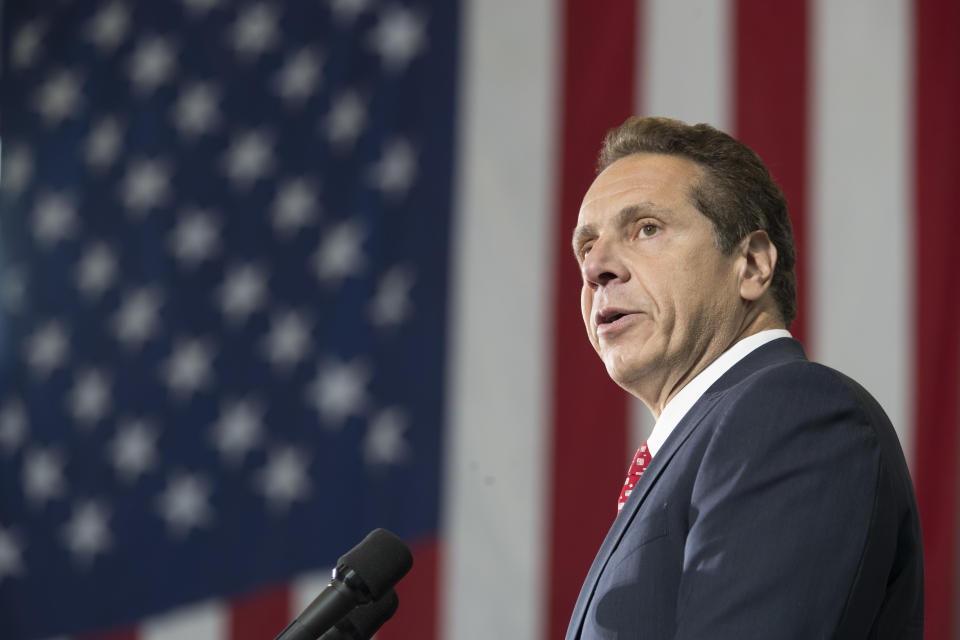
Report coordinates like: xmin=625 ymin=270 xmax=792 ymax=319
xmin=602 ymin=353 xmax=648 ymax=390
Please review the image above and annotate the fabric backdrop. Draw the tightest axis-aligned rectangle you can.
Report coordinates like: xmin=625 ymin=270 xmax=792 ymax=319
xmin=0 ymin=1 xmax=957 ymax=639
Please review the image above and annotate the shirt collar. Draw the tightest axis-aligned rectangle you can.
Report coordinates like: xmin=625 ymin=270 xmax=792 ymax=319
xmin=646 ymin=329 xmax=792 ymax=457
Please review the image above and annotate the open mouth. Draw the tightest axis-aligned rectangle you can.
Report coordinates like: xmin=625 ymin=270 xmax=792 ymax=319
xmin=596 ymin=308 xmax=638 ymax=329
xmin=600 ymin=312 xmax=626 ymax=324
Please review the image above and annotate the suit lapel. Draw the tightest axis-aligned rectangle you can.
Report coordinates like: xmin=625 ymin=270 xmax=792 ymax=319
xmin=565 ymin=338 xmax=808 ymax=639
xmin=564 ymin=393 xmax=722 ymax=639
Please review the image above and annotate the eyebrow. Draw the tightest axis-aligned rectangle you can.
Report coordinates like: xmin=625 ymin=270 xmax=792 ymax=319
xmin=571 ymin=201 xmax=667 ymax=257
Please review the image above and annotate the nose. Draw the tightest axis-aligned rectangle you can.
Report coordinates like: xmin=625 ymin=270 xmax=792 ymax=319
xmin=581 ymin=237 xmax=627 ymax=287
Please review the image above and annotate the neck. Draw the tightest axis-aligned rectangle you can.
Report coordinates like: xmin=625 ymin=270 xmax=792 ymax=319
xmin=638 ymin=309 xmax=784 ymax=419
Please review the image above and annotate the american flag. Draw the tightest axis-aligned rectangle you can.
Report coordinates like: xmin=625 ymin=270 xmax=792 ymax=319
xmin=2 ymin=1 xmax=960 ymax=640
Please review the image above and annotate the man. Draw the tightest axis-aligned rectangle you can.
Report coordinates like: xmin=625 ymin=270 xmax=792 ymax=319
xmin=566 ymin=117 xmax=923 ymax=639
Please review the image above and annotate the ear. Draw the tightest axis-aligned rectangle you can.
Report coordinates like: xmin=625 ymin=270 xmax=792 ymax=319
xmin=739 ymin=230 xmax=777 ymax=302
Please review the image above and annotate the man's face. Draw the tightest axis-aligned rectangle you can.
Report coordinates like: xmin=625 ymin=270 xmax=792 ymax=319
xmin=574 ymin=153 xmax=745 ymax=394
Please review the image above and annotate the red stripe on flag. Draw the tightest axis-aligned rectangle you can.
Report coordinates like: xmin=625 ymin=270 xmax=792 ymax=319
xmin=76 ymin=628 xmax=138 ymax=640
xmin=733 ymin=0 xmax=809 ymax=344
xmin=548 ymin=1 xmax=637 ymax=638
xmin=377 ymin=536 xmax=438 ymax=640
xmin=913 ymin=0 xmax=960 ymax=637
xmin=229 ymin=582 xmax=290 ymax=640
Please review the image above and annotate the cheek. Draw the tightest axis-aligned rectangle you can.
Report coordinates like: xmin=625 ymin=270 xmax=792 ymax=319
xmin=673 ymin=265 xmax=736 ymax=325
xmin=580 ymin=285 xmax=592 ymax=326
xmin=580 ymin=285 xmax=600 ymax=349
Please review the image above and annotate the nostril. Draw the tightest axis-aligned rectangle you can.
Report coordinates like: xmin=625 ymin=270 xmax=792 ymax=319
xmin=584 ymin=270 xmax=616 ymax=287
xmin=597 ymin=270 xmax=617 ymax=285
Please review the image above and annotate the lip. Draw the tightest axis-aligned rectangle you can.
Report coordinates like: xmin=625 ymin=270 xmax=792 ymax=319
xmin=595 ymin=307 xmax=643 ymax=336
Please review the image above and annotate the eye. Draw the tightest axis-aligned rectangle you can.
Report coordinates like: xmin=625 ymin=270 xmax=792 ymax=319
xmin=638 ymin=223 xmax=659 ymax=238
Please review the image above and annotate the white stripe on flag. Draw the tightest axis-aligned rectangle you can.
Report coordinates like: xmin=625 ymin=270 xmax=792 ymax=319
xmin=640 ymin=0 xmax=732 ymax=130
xmin=810 ymin=0 xmax=913 ymax=460
xmin=626 ymin=0 xmax=656 ymax=465
xmin=630 ymin=0 xmax=734 ymax=457
xmin=441 ymin=0 xmax=557 ymax=638
xmin=140 ymin=600 xmax=226 ymax=640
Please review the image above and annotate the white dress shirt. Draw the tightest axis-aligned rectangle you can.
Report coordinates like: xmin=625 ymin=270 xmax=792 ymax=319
xmin=646 ymin=329 xmax=793 ymax=457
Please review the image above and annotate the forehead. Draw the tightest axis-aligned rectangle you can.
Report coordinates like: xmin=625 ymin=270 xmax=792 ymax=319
xmin=577 ymin=153 xmax=703 ymax=226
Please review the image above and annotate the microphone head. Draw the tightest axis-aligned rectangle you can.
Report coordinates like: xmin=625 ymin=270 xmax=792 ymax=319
xmin=337 ymin=528 xmax=413 ymax=600
xmin=321 ymin=589 xmax=399 ymax=640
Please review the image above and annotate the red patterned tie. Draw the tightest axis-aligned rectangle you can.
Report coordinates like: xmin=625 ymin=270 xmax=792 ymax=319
xmin=617 ymin=442 xmax=652 ymax=513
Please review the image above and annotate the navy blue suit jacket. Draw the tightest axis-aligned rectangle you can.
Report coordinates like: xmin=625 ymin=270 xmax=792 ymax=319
xmin=566 ymin=338 xmax=923 ymax=639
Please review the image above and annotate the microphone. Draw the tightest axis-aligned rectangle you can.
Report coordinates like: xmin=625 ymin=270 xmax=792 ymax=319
xmin=274 ymin=529 xmax=413 ymax=640
xmin=317 ymin=588 xmax=399 ymax=640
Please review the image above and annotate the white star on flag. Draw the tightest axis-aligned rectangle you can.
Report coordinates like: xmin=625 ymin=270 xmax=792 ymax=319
xmin=121 ymin=158 xmax=172 ymax=215
xmin=217 ymin=263 xmax=268 ymax=324
xmin=85 ymin=2 xmax=131 ymax=52
xmin=262 ymin=309 xmax=314 ymax=371
xmin=366 ymin=6 xmax=427 ymax=73
xmin=32 ymin=192 xmax=79 ymax=249
xmin=312 ymin=219 xmax=366 ymax=285
xmin=67 ymin=368 xmax=113 ymax=427
xmin=364 ymin=407 xmax=411 ymax=467
xmin=209 ymin=398 xmax=264 ymax=465
xmin=369 ymin=265 xmax=415 ymax=327
xmin=85 ymin=117 xmax=124 ymax=170
xmin=368 ymin=138 xmax=417 ymax=198
xmin=324 ymin=90 xmax=367 ymax=150
xmin=156 ymin=472 xmax=215 ymax=537
xmin=128 ymin=36 xmax=177 ymax=94
xmin=11 ymin=20 xmax=44 ymax=69
xmin=1 ymin=145 xmax=33 ymax=196
xmin=305 ymin=358 xmax=371 ymax=427
xmin=1 ymin=269 xmax=25 ymax=314
xmin=75 ymin=242 xmax=119 ymax=300
xmin=169 ymin=209 xmax=222 ymax=267
xmin=172 ymin=82 xmax=221 ymax=138
xmin=108 ymin=418 xmax=159 ymax=483
xmin=24 ymin=320 xmax=70 ymax=378
xmin=62 ymin=501 xmax=113 ymax=566
xmin=274 ymin=48 xmax=324 ymax=106
xmin=0 ymin=400 xmax=27 ymax=454
xmin=34 ymin=69 xmax=83 ymax=126
xmin=112 ymin=286 xmax=165 ymax=349
xmin=181 ymin=0 xmax=222 ymax=17
xmin=255 ymin=446 xmax=312 ymax=511
xmin=222 ymin=129 xmax=275 ymax=188
xmin=329 ymin=0 xmax=373 ymax=24
xmin=271 ymin=178 xmax=320 ymax=236
xmin=0 ymin=528 xmax=25 ymax=584
xmin=23 ymin=447 xmax=67 ymax=507
xmin=230 ymin=4 xmax=279 ymax=60
xmin=161 ymin=338 xmax=216 ymax=400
